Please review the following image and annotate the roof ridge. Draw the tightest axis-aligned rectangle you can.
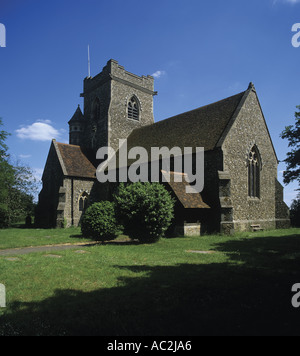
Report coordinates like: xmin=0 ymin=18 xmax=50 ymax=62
xmin=56 ymin=141 xmax=80 ymax=147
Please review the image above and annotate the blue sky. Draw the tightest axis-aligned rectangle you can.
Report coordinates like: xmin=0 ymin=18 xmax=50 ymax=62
xmin=0 ymin=0 xmax=299 ymax=205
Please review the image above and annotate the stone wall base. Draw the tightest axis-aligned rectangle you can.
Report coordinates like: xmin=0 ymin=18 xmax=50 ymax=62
xmin=175 ymin=222 xmax=201 ymax=236
xmin=221 ymin=219 xmax=291 ymax=234
xmin=275 ymin=219 xmax=291 ymax=229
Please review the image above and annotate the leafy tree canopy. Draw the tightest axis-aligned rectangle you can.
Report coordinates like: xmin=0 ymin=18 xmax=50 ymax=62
xmin=280 ymin=106 xmax=300 ymax=188
xmin=290 ymin=195 xmax=300 ymax=227
xmin=0 ymin=118 xmax=37 ymax=227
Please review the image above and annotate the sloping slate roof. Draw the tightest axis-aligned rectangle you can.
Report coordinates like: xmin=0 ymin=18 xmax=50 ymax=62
xmin=56 ymin=142 xmax=96 ymax=179
xmin=125 ymin=91 xmax=245 ymax=154
xmin=162 ymin=171 xmax=210 ymax=209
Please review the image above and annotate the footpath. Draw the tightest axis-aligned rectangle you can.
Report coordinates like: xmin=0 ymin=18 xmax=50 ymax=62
xmin=0 ymin=241 xmax=101 ymax=256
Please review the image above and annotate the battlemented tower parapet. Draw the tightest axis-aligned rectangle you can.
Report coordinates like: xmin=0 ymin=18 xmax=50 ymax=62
xmin=82 ymin=59 xmax=156 ymax=95
xmin=108 ymin=59 xmax=156 ymax=94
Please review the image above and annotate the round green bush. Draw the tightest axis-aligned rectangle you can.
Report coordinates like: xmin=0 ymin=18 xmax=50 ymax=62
xmin=81 ymin=201 xmax=119 ymax=241
xmin=114 ymin=182 xmax=175 ymax=242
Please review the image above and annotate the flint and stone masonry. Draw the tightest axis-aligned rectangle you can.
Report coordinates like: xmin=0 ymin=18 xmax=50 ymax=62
xmin=35 ymin=60 xmax=290 ymax=234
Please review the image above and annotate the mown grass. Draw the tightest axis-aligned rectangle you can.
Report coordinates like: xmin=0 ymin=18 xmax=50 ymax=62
xmin=0 ymin=228 xmax=299 ymax=335
xmin=0 ymin=227 xmax=88 ymax=250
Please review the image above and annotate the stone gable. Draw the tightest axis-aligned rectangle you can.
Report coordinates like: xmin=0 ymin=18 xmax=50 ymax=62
xmin=220 ymin=86 xmax=288 ymax=231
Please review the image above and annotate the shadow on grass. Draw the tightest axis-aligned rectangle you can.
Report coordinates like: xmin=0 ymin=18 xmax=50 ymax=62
xmin=9 ymin=223 xmax=35 ymax=229
xmin=69 ymin=234 xmax=84 ymax=239
xmin=0 ymin=233 xmax=300 ymax=336
xmin=69 ymin=233 xmax=141 ymax=246
xmin=69 ymin=233 xmax=157 ymax=246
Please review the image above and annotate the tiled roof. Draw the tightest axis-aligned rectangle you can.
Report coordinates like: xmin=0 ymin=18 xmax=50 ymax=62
xmin=55 ymin=91 xmax=245 ymax=182
xmin=125 ymin=91 xmax=245 ymax=155
xmin=162 ymin=171 xmax=210 ymax=209
xmin=55 ymin=142 xmax=96 ymax=179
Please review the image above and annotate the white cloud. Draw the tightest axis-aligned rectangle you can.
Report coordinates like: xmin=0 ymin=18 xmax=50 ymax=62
xmin=273 ymin=0 xmax=300 ymax=4
xmin=16 ymin=120 xmax=61 ymax=141
xmin=18 ymin=154 xmax=32 ymax=159
xmin=151 ymin=70 xmax=166 ymax=79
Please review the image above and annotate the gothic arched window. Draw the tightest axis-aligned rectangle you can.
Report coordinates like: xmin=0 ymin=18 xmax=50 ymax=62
xmin=128 ymin=96 xmax=140 ymax=121
xmin=248 ymin=146 xmax=261 ymax=198
xmin=79 ymin=192 xmax=89 ymax=212
xmin=92 ymin=98 xmax=100 ymax=121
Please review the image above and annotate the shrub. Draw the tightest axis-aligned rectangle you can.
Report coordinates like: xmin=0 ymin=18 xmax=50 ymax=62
xmin=114 ymin=182 xmax=175 ymax=242
xmin=81 ymin=201 xmax=119 ymax=241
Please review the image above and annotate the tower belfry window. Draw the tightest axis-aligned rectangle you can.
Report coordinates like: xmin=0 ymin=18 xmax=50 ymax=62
xmin=92 ymin=98 xmax=100 ymax=121
xmin=128 ymin=96 xmax=139 ymax=120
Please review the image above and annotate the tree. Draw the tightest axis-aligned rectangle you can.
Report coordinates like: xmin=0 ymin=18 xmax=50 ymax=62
xmin=5 ymin=163 xmax=38 ymax=226
xmin=0 ymin=119 xmax=37 ymax=227
xmin=280 ymin=106 xmax=300 ymax=187
xmin=290 ymin=195 xmax=300 ymax=227
xmin=0 ymin=118 xmax=14 ymax=226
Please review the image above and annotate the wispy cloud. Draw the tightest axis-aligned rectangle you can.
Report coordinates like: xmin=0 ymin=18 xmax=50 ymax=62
xmin=151 ymin=70 xmax=166 ymax=79
xmin=18 ymin=154 xmax=32 ymax=159
xmin=273 ymin=0 xmax=300 ymax=5
xmin=16 ymin=120 xmax=62 ymax=141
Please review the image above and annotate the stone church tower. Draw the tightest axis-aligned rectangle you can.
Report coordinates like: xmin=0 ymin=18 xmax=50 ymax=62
xmin=36 ymin=60 xmax=157 ymax=227
xmin=71 ymin=59 xmax=156 ymax=152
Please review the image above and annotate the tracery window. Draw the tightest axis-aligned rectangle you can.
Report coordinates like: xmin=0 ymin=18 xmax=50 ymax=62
xmin=79 ymin=192 xmax=89 ymax=212
xmin=248 ymin=146 xmax=261 ymax=198
xmin=128 ymin=96 xmax=140 ymax=120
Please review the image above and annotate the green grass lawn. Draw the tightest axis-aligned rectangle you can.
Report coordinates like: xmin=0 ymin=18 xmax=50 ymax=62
xmin=0 ymin=227 xmax=300 ymax=336
xmin=0 ymin=226 xmax=89 ymax=250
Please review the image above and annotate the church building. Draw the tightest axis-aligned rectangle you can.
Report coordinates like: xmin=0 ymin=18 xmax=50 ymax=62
xmin=35 ymin=59 xmax=290 ymax=234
